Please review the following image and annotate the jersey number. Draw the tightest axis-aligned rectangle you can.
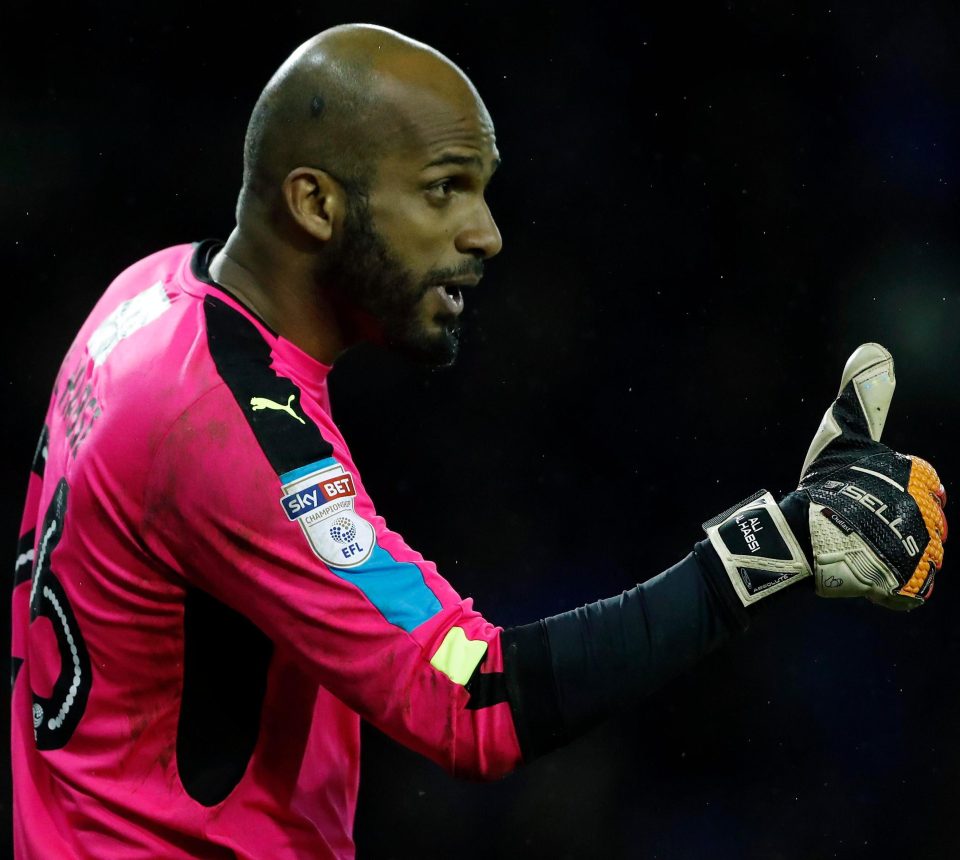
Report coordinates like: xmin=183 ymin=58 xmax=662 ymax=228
xmin=29 ymin=479 xmax=92 ymax=750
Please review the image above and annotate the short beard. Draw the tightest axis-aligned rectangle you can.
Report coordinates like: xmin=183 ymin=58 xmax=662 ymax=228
xmin=320 ymin=190 xmax=463 ymax=368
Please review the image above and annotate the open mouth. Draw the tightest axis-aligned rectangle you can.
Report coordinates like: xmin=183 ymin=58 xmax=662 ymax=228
xmin=434 ymin=284 xmax=464 ymax=314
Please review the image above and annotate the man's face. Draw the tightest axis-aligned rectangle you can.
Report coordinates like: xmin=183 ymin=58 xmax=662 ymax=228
xmin=325 ymin=78 xmax=502 ymax=368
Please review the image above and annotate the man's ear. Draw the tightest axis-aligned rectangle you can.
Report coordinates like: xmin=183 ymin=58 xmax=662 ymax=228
xmin=282 ymin=167 xmax=344 ymax=242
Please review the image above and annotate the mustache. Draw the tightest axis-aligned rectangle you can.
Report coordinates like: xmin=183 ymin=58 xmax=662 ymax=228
xmin=421 ymin=259 xmax=485 ymax=290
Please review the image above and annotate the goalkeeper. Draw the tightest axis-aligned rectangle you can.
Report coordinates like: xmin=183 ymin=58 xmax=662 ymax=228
xmin=10 ymin=23 xmax=947 ymax=860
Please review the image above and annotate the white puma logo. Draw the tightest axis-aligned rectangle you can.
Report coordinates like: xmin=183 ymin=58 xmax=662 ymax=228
xmin=249 ymin=393 xmax=306 ymax=424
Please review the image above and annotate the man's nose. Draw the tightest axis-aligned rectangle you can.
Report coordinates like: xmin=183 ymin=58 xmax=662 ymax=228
xmin=455 ymin=198 xmax=503 ymax=260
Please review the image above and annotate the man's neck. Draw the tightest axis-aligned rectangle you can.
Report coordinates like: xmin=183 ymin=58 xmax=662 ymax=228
xmin=208 ymin=249 xmax=273 ymax=323
xmin=209 ymin=231 xmax=350 ymax=364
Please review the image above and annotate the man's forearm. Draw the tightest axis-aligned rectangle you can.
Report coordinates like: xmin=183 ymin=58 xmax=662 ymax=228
xmin=501 ymin=542 xmax=749 ymax=762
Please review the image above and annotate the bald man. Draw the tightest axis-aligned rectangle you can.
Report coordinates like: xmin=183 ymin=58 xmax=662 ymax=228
xmin=10 ymin=24 xmax=947 ymax=859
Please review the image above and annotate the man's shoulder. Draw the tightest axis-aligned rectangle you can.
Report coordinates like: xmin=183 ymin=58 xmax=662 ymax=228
xmin=60 ymin=243 xmax=230 ymax=452
xmin=100 ymin=242 xmax=199 ymax=303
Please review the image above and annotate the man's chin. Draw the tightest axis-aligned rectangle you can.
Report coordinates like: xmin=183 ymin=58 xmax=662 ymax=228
xmin=388 ymin=324 xmax=461 ymax=369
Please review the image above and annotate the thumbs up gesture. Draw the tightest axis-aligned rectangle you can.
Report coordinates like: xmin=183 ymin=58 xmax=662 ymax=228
xmin=797 ymin=343 xmax=946 ymax=609
xmin=703 ymin=344 xmax=946 ymax=610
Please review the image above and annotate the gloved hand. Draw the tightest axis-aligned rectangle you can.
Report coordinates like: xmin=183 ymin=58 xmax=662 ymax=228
xmin=704 ymin=343 xmax=947 ymax=610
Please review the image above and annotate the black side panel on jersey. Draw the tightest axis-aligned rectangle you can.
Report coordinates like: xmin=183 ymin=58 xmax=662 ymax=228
xmin=204 ymin=296 xmax=333 ymax=476
xmin=177 ymin=587 xmax=274 ymax=806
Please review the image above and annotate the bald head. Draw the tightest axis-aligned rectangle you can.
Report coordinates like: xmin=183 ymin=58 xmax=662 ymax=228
xmin=218 ymin=24 xmax=501 ymax=366
xmin=241 ymin=24 xmax=482 ymax=211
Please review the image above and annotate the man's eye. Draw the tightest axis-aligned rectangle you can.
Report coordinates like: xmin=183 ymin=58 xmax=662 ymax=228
xmin=427 ymin=179 xmax=455 ymax=200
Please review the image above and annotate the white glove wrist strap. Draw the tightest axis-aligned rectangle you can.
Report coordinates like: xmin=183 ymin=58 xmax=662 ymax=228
xmin=703 ymin=490 xmax=813 ymax=607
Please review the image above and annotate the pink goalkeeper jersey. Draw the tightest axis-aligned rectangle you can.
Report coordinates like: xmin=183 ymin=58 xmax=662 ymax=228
xmin=11 ymin=241 xmax=522 ymax=859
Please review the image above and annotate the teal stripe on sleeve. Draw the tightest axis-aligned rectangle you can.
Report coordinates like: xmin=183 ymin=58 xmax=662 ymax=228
xmin=280 ymin=458 xmax=337 ymax=484
xmin=328 ymin=545 xmax=442 ymax=633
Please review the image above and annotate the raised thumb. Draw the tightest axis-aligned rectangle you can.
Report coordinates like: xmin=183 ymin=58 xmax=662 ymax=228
xmin=799 ymin=342 xmax=896 ymax=480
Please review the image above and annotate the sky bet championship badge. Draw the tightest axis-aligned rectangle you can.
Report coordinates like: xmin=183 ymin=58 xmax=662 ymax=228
xmin=280 ymin=462 xmax=375 ymax=568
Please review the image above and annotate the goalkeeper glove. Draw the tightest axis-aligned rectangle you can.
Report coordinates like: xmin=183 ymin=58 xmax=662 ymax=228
xmin=704 ymin=343 xmax=947 ymax=610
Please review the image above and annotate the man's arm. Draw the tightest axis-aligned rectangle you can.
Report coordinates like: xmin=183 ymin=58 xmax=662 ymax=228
xmin=501 ymin=542 xmax=748 ymax=760
xmin=144 ymin=343 xmax=944 ymax=778
xmin=143 ymin=380 xmax=748 ymax=778
xmin=500 ymin=344 xmax=946 ymax=763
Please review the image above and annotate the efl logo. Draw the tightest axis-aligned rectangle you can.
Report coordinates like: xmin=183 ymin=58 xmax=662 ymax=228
xmin=282 ymin=473 xmax=356 ymax=520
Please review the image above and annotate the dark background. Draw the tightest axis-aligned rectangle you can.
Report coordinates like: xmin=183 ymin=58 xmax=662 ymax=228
xmin=3 ymin=2 xmax=960 ymax=857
